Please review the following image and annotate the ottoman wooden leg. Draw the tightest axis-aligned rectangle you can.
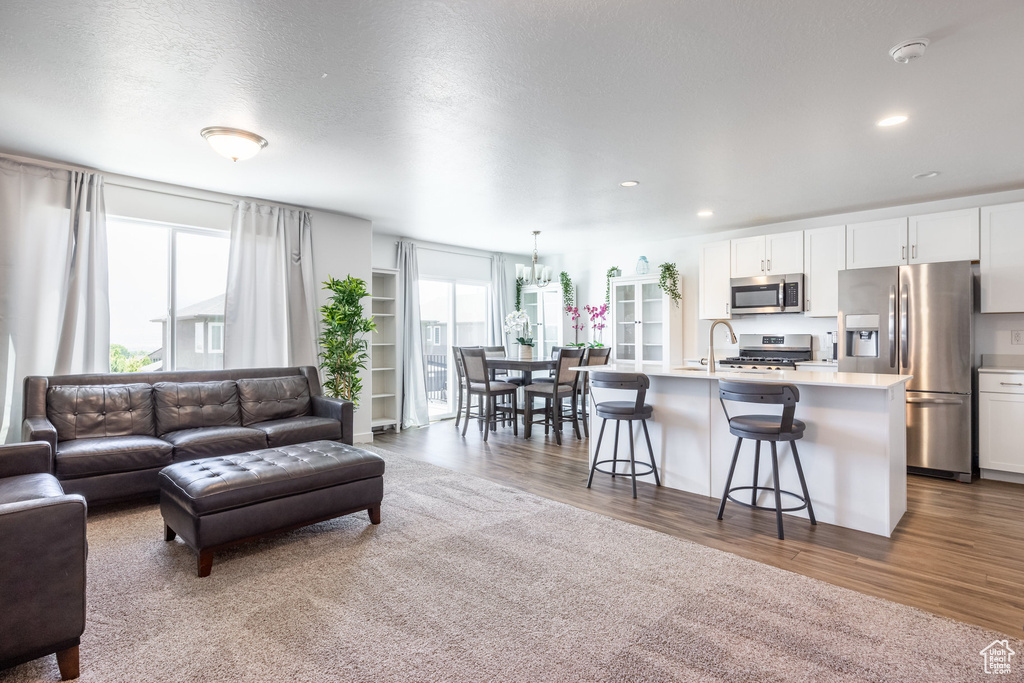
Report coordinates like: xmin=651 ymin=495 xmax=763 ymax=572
xmin=368 ymin=504 xmax=381 ymax=525
xmin=197 ymin=550 xmax=213 ymax=578
xmin=164 ymin=524 xmax=176 ymax=541
xmin=56 ymin=644 xmax=79 ymax=680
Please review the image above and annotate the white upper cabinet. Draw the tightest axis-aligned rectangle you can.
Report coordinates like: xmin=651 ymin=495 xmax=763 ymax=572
xmin=981 ymin=202 xmax=1024 ymax=313
xmin=908 ymin=208 xmax=979 ymax=264
xmin=803 ymin=225 xmax=845 ymax=318
xmin=699 ymin=240 xmax=732 ymax=320
xmin=766 ymin=231 xmax=804 ymax=274
xmin=730 ymin=230 xmax=803 ymax=278
xmin=846 ymin=218 xmax=908 ymax=269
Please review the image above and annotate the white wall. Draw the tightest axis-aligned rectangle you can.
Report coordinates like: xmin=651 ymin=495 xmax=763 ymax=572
xmin=546 ymin=187 xmax=1024 ymax=364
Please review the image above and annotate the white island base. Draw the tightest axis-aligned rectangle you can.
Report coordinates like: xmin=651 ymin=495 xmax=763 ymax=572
xmin=586 ymin=367 xmax=910 ymax=537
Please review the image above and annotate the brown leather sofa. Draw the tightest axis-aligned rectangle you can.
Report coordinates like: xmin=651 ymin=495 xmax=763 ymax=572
xmin=22 ymin=366 xmax=353 ymax=505
xmin=0 ymin=441 xmax=87 ymax=680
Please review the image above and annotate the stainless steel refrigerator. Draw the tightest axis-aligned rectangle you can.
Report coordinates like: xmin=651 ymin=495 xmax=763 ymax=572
xmin=838 ymin=261 xmax=973 ymax=482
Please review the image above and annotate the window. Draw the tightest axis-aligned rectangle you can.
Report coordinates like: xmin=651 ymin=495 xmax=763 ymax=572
xmin=432 ymin=326 xmax=441 ymax=345
xmin=107 ymin=217 xmax=230 ymax=372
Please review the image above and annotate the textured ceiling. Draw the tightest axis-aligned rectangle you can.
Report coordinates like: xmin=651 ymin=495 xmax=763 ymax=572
xmin=1 ymin=0 xmax=1022 ymax=253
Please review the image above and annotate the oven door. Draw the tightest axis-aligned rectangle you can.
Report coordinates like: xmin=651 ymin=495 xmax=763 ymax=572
xmin=730 ymin=276 xmax=784 ymax=314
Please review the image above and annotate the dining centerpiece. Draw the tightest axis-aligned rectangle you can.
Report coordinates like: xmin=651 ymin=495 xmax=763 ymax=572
xmin=504 ymin=310 xmax=535 ymax=359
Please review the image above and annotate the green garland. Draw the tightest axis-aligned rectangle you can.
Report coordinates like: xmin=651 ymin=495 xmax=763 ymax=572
xmin=605 ymin=266 xmax=619 ymax=304
xmin=514 ymin=276 xmax=525 ymax=311
xmin=559 ymin=271 xmax=574 ymax=310
xmin=658 ymin=262 xmax=682 ymax=306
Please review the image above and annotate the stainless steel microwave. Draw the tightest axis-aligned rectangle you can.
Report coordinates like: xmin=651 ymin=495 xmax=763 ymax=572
xmin=729 ymin=274 xmax=805 ymax=315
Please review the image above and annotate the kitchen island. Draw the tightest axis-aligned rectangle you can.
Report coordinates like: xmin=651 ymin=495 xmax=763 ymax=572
xmin=582 ymin=365 xmax=912 ymax=537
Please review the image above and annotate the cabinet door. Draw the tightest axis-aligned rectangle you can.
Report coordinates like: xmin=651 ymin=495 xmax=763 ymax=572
xmin=803 ymin=226 xmax=845 ymax=317
xmin=640 ymin=281 xmax=664 ymax=364
xmin=611 ymin=280 xmax=637 ymax=362
xmin=699 ymin=241 xmax=732 ymax=320
xmin=765 ymin=230 xmax=803 ymax=274
xmin=539 ymin=289 xmax=562 ymax=358
xmin=980 ymin=202 xmax=1024 ymax=313
xmin=730 ymin=236 xmax=765 ymax=278
xmin=908 ymin=208 xmax=979 ymax=264
xmin=846 ymin=218 xmax=908 ymax=269
xmin=980 ymin=390 xmax=1024 ymax=473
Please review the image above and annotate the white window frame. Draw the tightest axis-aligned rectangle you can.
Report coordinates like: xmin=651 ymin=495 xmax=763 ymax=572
xmin=208 ymin=322 xmax=224 ymax=354
xmin=195 ymin=322 xmax=205 ymax=353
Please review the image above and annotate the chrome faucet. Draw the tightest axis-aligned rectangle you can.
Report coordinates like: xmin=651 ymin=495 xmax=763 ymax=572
xmin=707 ymin=319 xmax=738 ymax=374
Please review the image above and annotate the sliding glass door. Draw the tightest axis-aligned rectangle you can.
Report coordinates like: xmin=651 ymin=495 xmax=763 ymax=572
xmin=418 ymin=279 xmax=490 ymax=420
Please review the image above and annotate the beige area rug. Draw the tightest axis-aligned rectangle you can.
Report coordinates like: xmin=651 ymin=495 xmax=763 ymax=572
xmin=2 ymin=446 xmax=1019 ymax=682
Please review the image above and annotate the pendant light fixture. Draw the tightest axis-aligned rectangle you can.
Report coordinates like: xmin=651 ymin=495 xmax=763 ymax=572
xmin=525 ymin=230 xmax=551 ymax=287
xmin=200 ymin=127 xmax=268 ymax=161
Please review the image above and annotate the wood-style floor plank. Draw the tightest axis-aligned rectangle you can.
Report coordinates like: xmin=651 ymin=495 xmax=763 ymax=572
xmin=375 ymin=420 xmax=1024 ymax=636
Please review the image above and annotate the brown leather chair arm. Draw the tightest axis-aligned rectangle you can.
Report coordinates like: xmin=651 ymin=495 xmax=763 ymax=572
xmin=0 ymin=494 xmax=87 ymax=663
xmin=311 ymin=395 xmax=354 ymax=445
xmin=0 ymin=441 xmax=53 ymax=478
xmin=22 ymin=417 xmax=58 ymax=458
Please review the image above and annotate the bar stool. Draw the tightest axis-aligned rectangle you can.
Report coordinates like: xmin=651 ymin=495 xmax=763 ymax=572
xmin=586 ymin=372 xmax=660 ymax=499
xmin=716 ymin=380 xmax=816 ymax=540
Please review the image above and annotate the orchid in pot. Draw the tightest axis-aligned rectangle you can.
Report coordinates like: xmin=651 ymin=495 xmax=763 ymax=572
xmin=503 ymin=310 xmax=535 ymax=359
xmin=584 ymin=303 xmax=608 ymax=348
xmin=565 ymin=305 xmax=587 ymax=347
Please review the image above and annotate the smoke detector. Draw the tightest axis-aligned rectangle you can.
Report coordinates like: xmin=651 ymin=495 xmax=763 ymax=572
xmin=889 ymin=38 xmax=930 ymax=64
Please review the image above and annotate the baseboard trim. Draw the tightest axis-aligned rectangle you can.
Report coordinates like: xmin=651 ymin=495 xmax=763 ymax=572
xmin=354 ymin=431 xmax=373 ymax=444
xmin=980 ymin=468 xmax=1024 ymax=485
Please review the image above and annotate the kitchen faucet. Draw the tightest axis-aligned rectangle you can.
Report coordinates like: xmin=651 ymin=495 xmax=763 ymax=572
xmin=707 ymin=319 xmax=738 ymax=374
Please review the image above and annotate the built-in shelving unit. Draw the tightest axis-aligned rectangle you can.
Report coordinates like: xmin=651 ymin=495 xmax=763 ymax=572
xmin=370 ymin=268 xmax=400 ymax=433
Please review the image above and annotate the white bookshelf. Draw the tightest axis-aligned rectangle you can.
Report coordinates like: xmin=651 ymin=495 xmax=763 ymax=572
xmin=370 ymin=268 xmax=400 ymax=432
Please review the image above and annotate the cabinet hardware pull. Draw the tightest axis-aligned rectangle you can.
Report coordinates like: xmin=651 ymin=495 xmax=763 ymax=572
xmin=1000 ymin=382 xmax=1023 ymax=386
xmin=912 ymin=244 xmax=916 ymax=259
xmin=760 ymin=259 xmax=765 ymax=272
xmin=767 ymin=259 xmax=771 ymax=271
xmin=901 ymin=245 xmax=905 ymax=260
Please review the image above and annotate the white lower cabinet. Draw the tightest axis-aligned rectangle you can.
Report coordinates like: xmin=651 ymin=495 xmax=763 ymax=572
xmin=979 ymin=370 xmax=1024 ymax=476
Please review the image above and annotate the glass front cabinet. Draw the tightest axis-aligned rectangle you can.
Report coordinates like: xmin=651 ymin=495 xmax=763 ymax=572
xmin=521 ymin=285 xmax=563 ymax=359
xmin=610 ymin=275 xmax=683 ymax=369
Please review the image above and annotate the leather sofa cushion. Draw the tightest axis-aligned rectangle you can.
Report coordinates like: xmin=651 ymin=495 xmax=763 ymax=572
xmin=236 ymin=376 xmax=311 ymax=426
xmin=0 ymin=472 xmax=65 ymax=505
xmin=163 ymin=426 xmax=268 ymax=461
xmin=251 ymin=416 xmax=342 ymax=448
xmin=55 ymin=435 xmax=173 ymax=479
xmin=159 ymin=441 xmax=386 ymax=515
xmin=47 ymin=383 xmax=156 ymax=441
xmin=154 ymin=381 xmax=242 ymax=434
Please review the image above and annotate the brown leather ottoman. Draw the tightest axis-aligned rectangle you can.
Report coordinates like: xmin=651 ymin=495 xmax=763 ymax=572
xmin=158 ymin=440 xmax=384 ymax=576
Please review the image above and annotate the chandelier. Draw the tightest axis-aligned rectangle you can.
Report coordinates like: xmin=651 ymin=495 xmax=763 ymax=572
xmin=516 ymin=231 xmax=552 ymax=287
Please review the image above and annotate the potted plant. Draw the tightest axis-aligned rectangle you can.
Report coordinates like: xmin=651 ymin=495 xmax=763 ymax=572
xmin=319 ymin=275 xmax=377 ymax=405
xmin=566 ymin=305 xmax=586 ymax=347
xmin=584 ymin=303 xmax=608 ymax=347
xmin=559 ymin=271 xmax=574 ymax=310
xmin=514 ymin=276 xmax=525 ymax=311
xmin=658 ymin=262 xmax=682 ymax=306
xmin=605 ymin=266 xmax=620 ymax=303
xmin=503 ymin=310 xmax=535 ymax=359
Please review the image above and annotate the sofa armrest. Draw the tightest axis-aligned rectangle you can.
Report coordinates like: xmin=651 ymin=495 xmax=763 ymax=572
xmin=0 ymin=494 xmax=87 ymax=662
xmin=22 ymin=417 xmax=58 ymax=458
xmin=311 ymin=395 xmax=354 ymax=445
xmin=0 ymin=441 xmax=53 ymax=478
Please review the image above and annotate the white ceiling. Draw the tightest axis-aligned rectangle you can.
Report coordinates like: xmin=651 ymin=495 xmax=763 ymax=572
xmin=1 ymin=0 xmax=1022 ymax=254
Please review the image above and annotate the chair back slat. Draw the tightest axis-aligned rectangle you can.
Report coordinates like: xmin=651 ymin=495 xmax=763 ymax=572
xmin=590 ymin=371 xmax=649 ymax=414
xmin=718 ymin=380 xmax=800 ymax=433
xmin=453 ymin=346 xmax=466 ymax=382
xmin=583 ymin=347 xmax=611 ymax=367
xmin=555 ymin=348 xmax=586 ymax=385
xmin=482 ymin=345 xmax=505 ymax=358
xmin=460 ymin=347 xmax=490 ymax=384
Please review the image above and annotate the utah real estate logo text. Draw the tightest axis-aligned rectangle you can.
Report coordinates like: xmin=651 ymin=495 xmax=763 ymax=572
xmin=980 ymin=640 xmax=1014 ymax=675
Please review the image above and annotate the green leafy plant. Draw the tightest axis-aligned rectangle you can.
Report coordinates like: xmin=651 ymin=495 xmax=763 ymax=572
xmin=514 ymin=276 xmax=525 ymax=311
xmin=605 ymin=266 xmax=620 ymax=303
xmin=658 ymin=262 xmax=682 ymax=306
xmin=559 ymin=271 xmax=574 ymax=310
xmin=109 ymin=344 xmax=151 ymax=373
xmin=319 ymin=275 xmax=377 ymax=405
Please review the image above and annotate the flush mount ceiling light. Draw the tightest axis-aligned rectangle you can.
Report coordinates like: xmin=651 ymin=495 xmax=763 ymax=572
xmin=877 ymin=115 xmax=908 ymax=127
xmin=619 ymin=180 xmax=640 ymax=187
xmin=697 ymin=210 xmax=714 ymax=217
xmin=913 ymin=171 xmax=940 ymax=179
xmin=200 ymin=127 xmax=268 ymax=161
xmin=889 ymin=38 xmax=930 ymax=64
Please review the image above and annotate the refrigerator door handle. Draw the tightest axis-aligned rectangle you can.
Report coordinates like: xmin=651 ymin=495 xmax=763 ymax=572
xmin=888 ymin=285 xmax=896 ymax=368
xmin=906 ymin=396 xmax=965 ymax=405
xmin=900 ymin=283 xmax=909 ymax=369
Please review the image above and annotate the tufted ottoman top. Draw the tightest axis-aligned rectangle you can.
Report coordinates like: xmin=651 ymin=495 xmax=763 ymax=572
xmin=158 ymin=440 xmax=385 ymax=516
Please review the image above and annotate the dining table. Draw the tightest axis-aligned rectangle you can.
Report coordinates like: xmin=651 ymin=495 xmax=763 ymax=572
xmin=486 ymin=356 xmax=556 ymax=385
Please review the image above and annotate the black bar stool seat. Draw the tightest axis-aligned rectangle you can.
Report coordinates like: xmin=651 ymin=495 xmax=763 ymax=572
xmin=594 ymin=401 xmax=653 ymax=419
xmin=586 ymin=372 xmax=660 ymax=499
xmin=717 ymin=380 xmax=815 ymax=540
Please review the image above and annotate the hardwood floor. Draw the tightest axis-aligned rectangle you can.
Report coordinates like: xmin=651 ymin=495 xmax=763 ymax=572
xmin=375 ymin=419 xmax=1024 ymax=637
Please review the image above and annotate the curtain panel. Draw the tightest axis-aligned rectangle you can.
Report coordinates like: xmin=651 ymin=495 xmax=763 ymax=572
xmin=0 ymin=158 xmax=110 ymax=442
xmin=489 ymin=253 xmax=508 ymax=347
xmin=224 ymin=201 xmax=317 ymax=369
xmin=398 ymin=239 xmax=429 ymax=428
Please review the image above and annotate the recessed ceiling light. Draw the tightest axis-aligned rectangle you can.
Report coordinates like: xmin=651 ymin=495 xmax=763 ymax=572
xmin=877 ymin=115 xmax=908 ymax=127
xmin=200 ymin=127 xmax=268 ymax=161
xmin=912 ymin=171 xmax=940 ymax=179
xmin=619 ymin=180 xmax=639 ymax=187
xmin=697 ymin=210 xmax=713 ymax=217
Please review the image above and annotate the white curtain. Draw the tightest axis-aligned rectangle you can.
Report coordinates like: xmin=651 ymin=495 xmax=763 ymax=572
xmin=489 ymin=253 xmax=508 ymax=347
xmin=0 ymin=158 xmax=110 ymax=441
xmin=224 ymin=201 xmax=317 ymax=368
xmin=398 ymin=239 xmax=429 ymax=428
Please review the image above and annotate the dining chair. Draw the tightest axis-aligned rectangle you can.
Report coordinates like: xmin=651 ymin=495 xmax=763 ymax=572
xmin=459 ymin=347 xmax=518 ymax=442
xmin=523 ymin=348 xmax=584 ymax=445
xmin=578 ymin=347 xmax=612 ymax=437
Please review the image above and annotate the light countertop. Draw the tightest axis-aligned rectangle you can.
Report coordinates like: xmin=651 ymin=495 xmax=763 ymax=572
xmin=577 ymin=363 xmax=913 ymax=389
xmin=978 ymin=367 xmax=1024 ymax=375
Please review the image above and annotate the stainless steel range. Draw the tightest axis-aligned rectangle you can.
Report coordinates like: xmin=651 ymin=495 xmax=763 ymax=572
xmin=720 ymin=334 xmax=812 ymax=370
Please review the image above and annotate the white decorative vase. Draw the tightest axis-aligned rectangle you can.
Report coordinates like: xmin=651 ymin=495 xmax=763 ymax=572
xmin=519 ymin=344 xmax=534 ymax=360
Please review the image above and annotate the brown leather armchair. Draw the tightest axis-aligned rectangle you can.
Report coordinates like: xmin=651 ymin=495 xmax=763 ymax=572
xmin=0 ymin=441 xmax=87 ymax=680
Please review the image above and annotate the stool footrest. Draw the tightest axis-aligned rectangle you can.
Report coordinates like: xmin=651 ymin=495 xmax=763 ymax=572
xmin=724 ymin=485 xmax=809 ymax=513
xmin=591 ymin=458 xmax=657 ymax=478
